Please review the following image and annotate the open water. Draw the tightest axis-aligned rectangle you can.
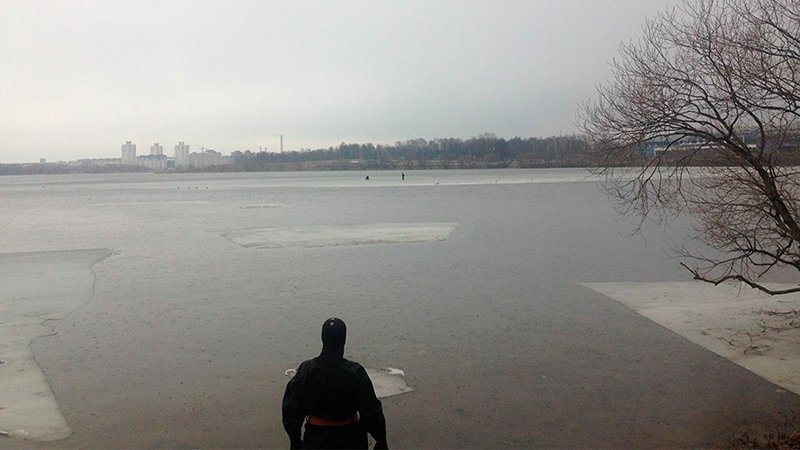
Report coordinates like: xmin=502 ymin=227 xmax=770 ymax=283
xmin=1 ymin=169 xmax=798 ymax=448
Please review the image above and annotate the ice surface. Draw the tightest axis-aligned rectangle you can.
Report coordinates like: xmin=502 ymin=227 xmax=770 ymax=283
xmin=240 ymin=204 xmax=282 ymax=209
xmin=284 ymin=367 xmax=413 ymax=399
xmin=366 ymin=368 xmax=414 ymax=398
xmin=582 ymin=281 xmax=800 ymax=395
xmin=0 ymin=249 xmax=112 ymax=441
xmin=0 ymin=429 xmax=29 ymax=440
xmin=223 ymin=223 xmax=458 ymax=249
xmin=92 ymin=201 xmax=209 ymax=206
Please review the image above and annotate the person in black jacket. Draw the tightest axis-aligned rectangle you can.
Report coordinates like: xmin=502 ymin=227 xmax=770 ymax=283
xmin=282 ymin=318 xmax=388 ymax=449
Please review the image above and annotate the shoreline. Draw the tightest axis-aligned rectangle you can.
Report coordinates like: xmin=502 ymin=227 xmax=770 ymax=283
xmin=582 ymin=281 xmax=800 ymax=396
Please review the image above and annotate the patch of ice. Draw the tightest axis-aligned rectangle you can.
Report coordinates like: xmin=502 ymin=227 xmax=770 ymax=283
xmin=93 ymin=201 xmax=208 ymax=206
xmin=223 ymin=223 xmax=458 ymax=249
xmin=240 ymin=204 xmax=282 ymax=209
xmin=0 ymin=429 xmax=29 ymax=440
xmin=284 ymin=366 xmax=413 ymax=399
xmin=366 ymin=368 xmax=414 ymax=398
xmin=0 ymin=249 xmax=112 ymax=441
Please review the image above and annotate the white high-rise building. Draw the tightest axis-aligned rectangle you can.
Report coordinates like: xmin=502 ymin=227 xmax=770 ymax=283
xmin=174 ymin=141 xmax=190 ymax=167
xmin=150 ymin=143 xmax=164 ymax=156
xmin=121 ymin=141 xmax=136 ymax=165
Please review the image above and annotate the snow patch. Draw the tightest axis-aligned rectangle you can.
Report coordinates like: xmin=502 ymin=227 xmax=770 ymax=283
xmin=0 ymin=249 xmax=112 ymax=441
xmin=223 ymin=223 xmax=458 ymax=249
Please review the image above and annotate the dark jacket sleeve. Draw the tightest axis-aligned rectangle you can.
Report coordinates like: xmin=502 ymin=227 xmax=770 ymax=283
xmin=282 ymin=365 xmax=306 ymax=448
xmin=355 ymin=367 xmax=387 ymax=448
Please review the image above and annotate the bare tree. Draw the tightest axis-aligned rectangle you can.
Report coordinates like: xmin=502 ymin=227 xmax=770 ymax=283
xmin=579 ymin=0 xmax=800 ymax=294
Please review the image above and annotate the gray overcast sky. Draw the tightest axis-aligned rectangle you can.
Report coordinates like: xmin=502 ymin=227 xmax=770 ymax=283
xmin=0 ymin=0 xmax=681 ymax=163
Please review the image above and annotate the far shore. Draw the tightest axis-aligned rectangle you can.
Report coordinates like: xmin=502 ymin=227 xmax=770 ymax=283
xmin=0 ymin=160 xmax=591 ymax=176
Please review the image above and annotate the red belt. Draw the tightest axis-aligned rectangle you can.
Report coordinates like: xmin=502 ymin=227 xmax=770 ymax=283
xmin=306 ymin=413 xmax=359 ymax=427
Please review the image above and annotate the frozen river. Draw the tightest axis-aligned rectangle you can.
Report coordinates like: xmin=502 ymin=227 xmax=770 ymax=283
xmin=1 ymin=169 xmax=798 ymax=448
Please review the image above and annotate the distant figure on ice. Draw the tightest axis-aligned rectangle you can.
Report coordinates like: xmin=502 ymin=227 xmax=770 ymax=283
xmin=401 ymin=172 xmax=405 ymax=180
xmin=365 ymin=175 xmax=370 ymax=181
xmin=282 ymin=318 xmax=388 ymax=449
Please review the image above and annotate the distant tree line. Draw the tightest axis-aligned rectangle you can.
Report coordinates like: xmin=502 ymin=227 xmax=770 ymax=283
xmin=0 ymin=134 xmax=592 ymax=175
xmin=226 ymin=133 xmax=591 ymax=172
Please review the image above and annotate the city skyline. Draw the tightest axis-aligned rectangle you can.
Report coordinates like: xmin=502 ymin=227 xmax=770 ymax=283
xmin=113 ymin=140 xmax=231 ymax=169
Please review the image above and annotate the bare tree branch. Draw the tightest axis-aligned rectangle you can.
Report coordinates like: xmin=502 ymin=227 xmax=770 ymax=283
xmin=681 ymin=263 xmax=800 ymax=294
xmin=580 ymin=0 xmax=800 ymax=295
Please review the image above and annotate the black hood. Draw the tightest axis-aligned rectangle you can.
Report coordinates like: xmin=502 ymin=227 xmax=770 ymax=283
xmin=319 ymin=317 xmax=346 ymax=360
